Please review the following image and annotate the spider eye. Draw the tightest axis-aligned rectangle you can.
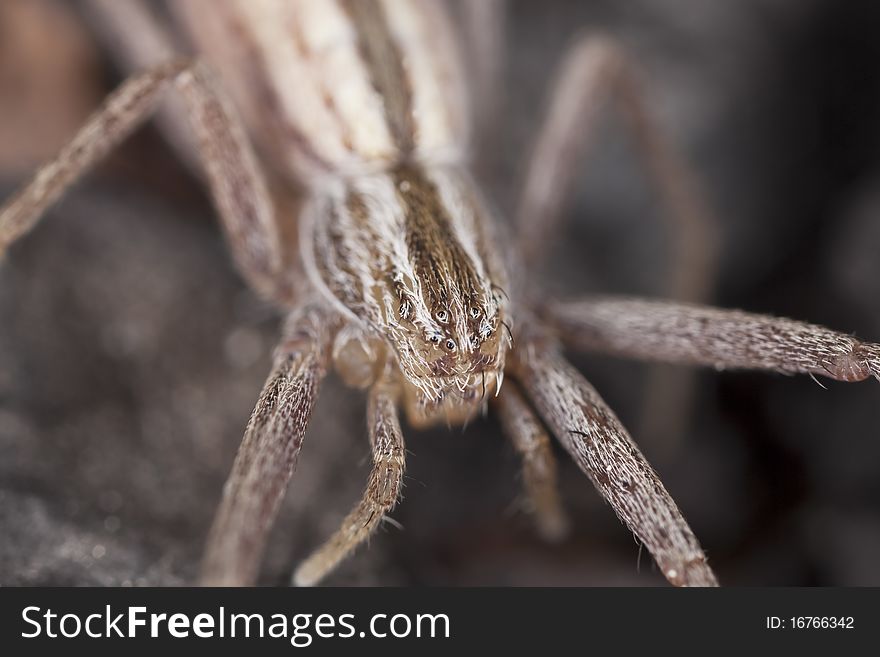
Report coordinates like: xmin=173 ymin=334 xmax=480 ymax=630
xmin=444 ymin=339 xmax=457 ymax=351
xmin=436 ymin=309 xmax=449 ymax=323
xmin=469 ymin=335 xmax=480 ymax=349
xmin=428 ymin=334 xmax=441 ymax=344
xmin=470 ymin=307 xmax=481 ymax=319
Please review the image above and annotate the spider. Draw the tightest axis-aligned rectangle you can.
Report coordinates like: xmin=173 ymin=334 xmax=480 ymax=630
xmin=2 ymin=0 xmax=879 ymax=587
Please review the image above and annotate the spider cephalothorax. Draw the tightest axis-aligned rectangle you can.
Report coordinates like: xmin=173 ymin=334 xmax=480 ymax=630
xmin=306 ymin=163 xmax=511 ymax=427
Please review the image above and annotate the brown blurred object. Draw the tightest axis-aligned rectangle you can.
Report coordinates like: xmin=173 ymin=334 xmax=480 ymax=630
xmin=0 ymin=0 xmax=101 ymax=175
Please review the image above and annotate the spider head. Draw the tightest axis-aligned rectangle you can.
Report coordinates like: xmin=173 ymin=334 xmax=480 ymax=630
xmin=308 ymin=166 xmax=512 ymax=425
xmin=389 ymin=280 xmax=511 ymax=426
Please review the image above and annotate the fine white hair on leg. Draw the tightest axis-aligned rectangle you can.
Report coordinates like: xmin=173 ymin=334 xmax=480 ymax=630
xmin=293 ymin=367 xmax=406 ymax=587
xmin=547 ymin=296 xmax=880 ymax=382
xmin=200 ymin=303 xmax=339 ymax=586
xmin=511 ymin=329 xmax=718 ymax=587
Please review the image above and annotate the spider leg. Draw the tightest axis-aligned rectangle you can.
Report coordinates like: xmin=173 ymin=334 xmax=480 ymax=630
xmin=516 ymin=34 xmax=718 ymax=294
xmin=547 ymin=296 xmax=880 ymax=383
xmin=516 ymin=35 xmax=719 ymax=447
xmin=200 ymin=303 xmax=339 ymax=586
xmin=80 ymin=0 xmax=201 ymax=172
xmin=511 ymin=329 xmax=718 ymax=587
xmin=0 ymin=57 xmax=289 ymax=302
xmin=451 ymin=0 xmax=507 ymax=176
xmin=495 ymin=382 xmax=569 ymax=542
xmin=293 ymin=368 xmax=406 ymax=587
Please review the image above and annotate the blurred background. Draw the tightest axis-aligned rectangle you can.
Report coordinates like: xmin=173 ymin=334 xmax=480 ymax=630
xmin=2 ymin=0 xmax=880 ymax=585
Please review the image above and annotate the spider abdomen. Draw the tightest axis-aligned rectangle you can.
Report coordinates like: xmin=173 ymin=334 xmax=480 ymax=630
xmin=175 ymin=0 xmax=469 ymax=181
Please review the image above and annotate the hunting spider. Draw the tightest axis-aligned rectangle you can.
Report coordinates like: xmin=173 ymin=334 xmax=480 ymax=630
xmin=2 ymin=0 xmax=879 ymax=587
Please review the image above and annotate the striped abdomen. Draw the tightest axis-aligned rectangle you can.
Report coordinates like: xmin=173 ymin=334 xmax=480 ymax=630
xmin=175 ymin=0 xmax=469 ymax=180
